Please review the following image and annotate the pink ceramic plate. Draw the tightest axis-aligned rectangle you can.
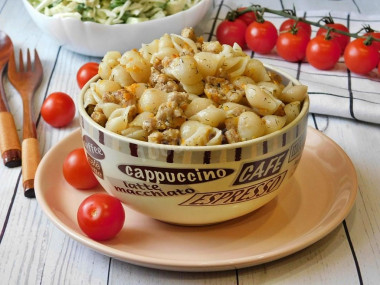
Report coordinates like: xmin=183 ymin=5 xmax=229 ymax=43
xmin=35 ymin=127 xmax=357 ymax=272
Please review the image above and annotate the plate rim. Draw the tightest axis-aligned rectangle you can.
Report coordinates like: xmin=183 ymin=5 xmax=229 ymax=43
xmin=35 ymin=127 xmax=358 ymax=272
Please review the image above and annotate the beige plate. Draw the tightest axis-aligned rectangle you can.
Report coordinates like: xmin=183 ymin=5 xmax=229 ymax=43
xmin=35 ymin=127 xmax=357 ymax=272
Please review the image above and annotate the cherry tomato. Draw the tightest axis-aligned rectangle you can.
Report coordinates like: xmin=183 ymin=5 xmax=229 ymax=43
xmin=246 ymin=20 xmax=278 ymax=54
xmin=77 ymin=62 xmax=99 ymax=89
xmin=77 ymin=193 xmax=125 ymax=241
xmin=237 ymin=7 xmax=256 ymax=25
xmin=316 ymin=23 xmax=350 ymax=54
xmin=63 ymin=148 xmax=99 ymax=190
xmin=276 ymin=30 xmax=310 ymax=62
xmin=344 ymin=38 xmax=380 ymax=74
xmin=216 ymin=19 xmax=247 ymax=48
xmin=363 ymin=31 xmax=380 ymax=51
xmin=306 ymin=35 xmax=341 ymax=70
xmin=279 ymin=19 xmax=312 ymax=38
xmin=41 ymin=92 xmax=75 ymax=128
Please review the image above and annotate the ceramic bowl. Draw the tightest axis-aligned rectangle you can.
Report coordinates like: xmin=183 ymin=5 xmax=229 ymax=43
xmin=77 ymin=66 xmax=309 ymax=225
xmin=22 ymin=0 xmax=212 ymax=57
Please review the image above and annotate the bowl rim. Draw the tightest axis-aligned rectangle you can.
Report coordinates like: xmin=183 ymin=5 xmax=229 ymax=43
xmin=23 ymin=0 xmax=212 ymax=28
xmin=78 ymin=64 xmax=310 ymax=152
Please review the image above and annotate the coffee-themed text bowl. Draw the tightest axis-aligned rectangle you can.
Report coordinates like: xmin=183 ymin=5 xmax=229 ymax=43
xmin=78 ymin=66 xmax=309 ymax=225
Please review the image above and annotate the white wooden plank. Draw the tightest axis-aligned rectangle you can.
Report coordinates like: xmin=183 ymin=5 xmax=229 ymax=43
xmin=0 ymin=167 xmax=21 ymax=230
xmin=322 ymin=118 xmax=380 ymax=285
xmin=110 ymin=260 xmax=236 ymax=285
xmin=239 ymin=225 xmax=358 ymax=284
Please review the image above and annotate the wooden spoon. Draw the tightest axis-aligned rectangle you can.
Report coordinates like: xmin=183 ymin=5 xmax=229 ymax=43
xmin=0 ymin=31 xmax=21 ymax=167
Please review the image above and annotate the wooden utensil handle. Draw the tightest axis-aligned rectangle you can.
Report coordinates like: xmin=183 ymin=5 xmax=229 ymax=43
xmin=0 ymin=111 xmax=21 ymax=167
xmin=22 ymin=137 xmax=40 ymax=198
xmin=0 ymin=69 xmax=8 ymax=112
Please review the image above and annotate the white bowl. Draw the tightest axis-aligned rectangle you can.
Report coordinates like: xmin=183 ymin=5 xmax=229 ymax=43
xmin=23 ymin=0 xmax=212 ymax=57
xmin=77 ymin=65 xmax=310 ymax=226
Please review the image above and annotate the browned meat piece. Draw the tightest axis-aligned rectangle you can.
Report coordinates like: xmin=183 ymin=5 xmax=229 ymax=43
xmin=156 ymin=101 xmax=186 ymax=129
xmin=167 ymin=91 xmax=189 ymax=109
xmin=224 ymin=117 xmax=241 ymax=144
xmin=204 ymin=76 xmax=244 ymax=104
xmin=224 ymin=128 xmax=241 ymax=144
xmin=149 ymin=68 xmax=180 ymax=92
xmin=201 ymin=41 xmax=223 ymax=53
xmin=181 ymin=27 xmax=197 ymax=41
xmin=102 ymin=89 xmax=136 ymax=107
xmin=273 ymin=104 xmax=286 ymax=116
xmin=148 ymin=129 xmax=181 ymax=145
xmin=161 ymin=56 xmax=173 ymax=68
xmin=152 ymin=57 xmax=164 ymax=71
xmin=86 ymin=104 xmax=96 ymax=116
xmin=180 ymin=27 xmax=203 ymax=53
xmin=141 ymin=92 xmax=189 ymax=132
xmin=142 ymin=116 xmax=160 ymax=132
xmin=91 ymin=110 xmax=107 ymax=127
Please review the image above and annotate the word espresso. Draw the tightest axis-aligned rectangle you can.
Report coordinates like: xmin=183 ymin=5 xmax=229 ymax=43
xmin=181 ymin=171 xmax=287 ymax=206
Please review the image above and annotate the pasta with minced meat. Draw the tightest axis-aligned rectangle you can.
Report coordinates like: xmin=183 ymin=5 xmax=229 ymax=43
xmin=84 ymin=27 xmax=307 ymax=146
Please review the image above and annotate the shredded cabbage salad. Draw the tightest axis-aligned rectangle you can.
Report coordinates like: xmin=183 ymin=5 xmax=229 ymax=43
xmin=28 ymin=0 xmax=202 ymax=24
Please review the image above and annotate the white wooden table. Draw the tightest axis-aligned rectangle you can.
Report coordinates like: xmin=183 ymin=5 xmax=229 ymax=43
xmin=1 ymin=0 xmax=379 ymax=284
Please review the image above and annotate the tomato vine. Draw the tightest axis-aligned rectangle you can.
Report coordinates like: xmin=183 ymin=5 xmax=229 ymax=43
xmin=219 ymin=5 xmax=380 ymax=73
xmin=227 ymin=5 xmax=380 ymax=46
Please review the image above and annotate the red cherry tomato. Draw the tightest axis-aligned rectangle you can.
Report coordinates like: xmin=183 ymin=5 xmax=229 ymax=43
xmin=77 ymin=62 xmax=99 ymax=89
xmin=306 ymin=35 xmax=341 ymax=70
xmin=77 ymin=193 xmax=125 ymax=241
xmin=216 ymin=19 xmax=247 ymax=48
xmin=276 ymin=30 xmax=310 ymax=62
xmin=344 ymin=38 xmax=380 ymax=74
xmin=237 ymin=7 xmax=256 ymax=25
xmin=316 ymin=23 xmax=350 ymax=54
xmin=41 ymin=92 xmax=75 ymax=128
xmin=246 ymin=20 xmax=278 ymax=54
xmin=63 ymin=148 xmax=99 ymax=190
xmin=363 ymin=31 xmax=380 ymax=51
xmin=279 ymin=19 xmax=312 ymax=38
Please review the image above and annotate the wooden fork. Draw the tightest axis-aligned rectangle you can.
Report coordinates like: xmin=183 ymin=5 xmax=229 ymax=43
xmin=0 ymin=31 xmax=21 ymax=167
xmin=7 ymin=49 xmax=43 ymax=198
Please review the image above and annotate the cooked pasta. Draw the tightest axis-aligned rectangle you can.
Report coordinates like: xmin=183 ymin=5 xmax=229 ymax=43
xmin=109 ymin=65 xmax=135 ymax=87
xmin=105 ymin=106 xmax=136 ymax=133
xmin=244 ymin=84 xmax=283 ymax=116
xmin=244 ymin=58 xmax=271 ymax=82
xmin=279 ymin=82 xmax=308 ymax=103
xmin=119 ymin=50 xmax=151 ymax=82
xmin=138 ymin=88 xmax=168 ymax=113
xmin=180 ymin=120 xmax=222 ymax=146
xmin=237 ymin=111 xmax=265 ymax=141
xmin=284 ymin=101 xmax=301 ymax=124
xmin=94 ymin=80 xmax=121 ymax=97
xmin=164 ymin=56 xmax=203 ymax=85
xmin=184 ymin=97 xmax=214 ymax=117
xmin=262 ymin=115 xmax=287 ymax=134
xmin=194 ymin=52 xmax=222 ymax=77
xmin=85 ymin=27 xmax=308 ymax=146
xmin=190 ymin=105 xmax=226 ymax=127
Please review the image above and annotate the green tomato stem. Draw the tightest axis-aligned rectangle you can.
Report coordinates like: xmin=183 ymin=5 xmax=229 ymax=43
xmin=235 ymin=6 xmax=380 ymax=43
